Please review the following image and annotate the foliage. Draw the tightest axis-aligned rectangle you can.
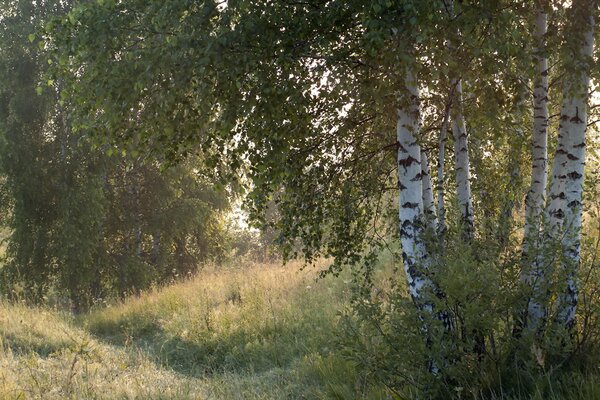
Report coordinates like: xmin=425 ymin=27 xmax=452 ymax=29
xmin=0 ymin=0 xmax=597 ymax=397
xmin=337 ymin=204 xmax=600 ymax=398
xmin=43 ymin=1 xmax=555 ymax=296
xmin=0 ymin=0 xmax=231 ymax=310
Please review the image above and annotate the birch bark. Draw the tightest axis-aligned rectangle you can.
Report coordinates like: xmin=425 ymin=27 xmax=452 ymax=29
xmin=397 ymin=67 xmax=432 ymax=308
xmin=554 ymin=0 xmax=595 ymax=330
xmin=436 ymin=105 xmax=450 ymax=236
xmin=398 ymin=65 xmax=447 ymax=372
xmin=443 ymin=0 xmax=475 ymax=240
xmin=521 ymin=4 xmax=550 ymax=332
xmin=421 ymin=150 xmax=438 ymax=231
xmin=451 ymin=84 xmax=475 ymax=241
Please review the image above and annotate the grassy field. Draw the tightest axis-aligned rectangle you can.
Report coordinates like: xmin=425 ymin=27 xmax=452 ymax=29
xmin=0 ymin=260 xmax=386 ymax=399
xmin=4 ymin=259 xmax=600 ymax=400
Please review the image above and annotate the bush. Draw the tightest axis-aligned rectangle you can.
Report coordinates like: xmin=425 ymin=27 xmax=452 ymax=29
xmin=337 ymin=223 xmax=600 ymax=399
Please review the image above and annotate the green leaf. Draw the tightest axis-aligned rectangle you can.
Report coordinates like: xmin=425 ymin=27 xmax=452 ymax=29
xmin=28 ymin=33 xmax=36 ymax=43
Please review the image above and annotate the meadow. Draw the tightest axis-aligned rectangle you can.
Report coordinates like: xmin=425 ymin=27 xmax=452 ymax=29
xmin=0 ymin=260 xmax=386 ymax=399
xmin=4 ymin=259 xmax=600 ymax=399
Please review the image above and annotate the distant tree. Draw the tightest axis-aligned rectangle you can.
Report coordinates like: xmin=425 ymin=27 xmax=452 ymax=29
xmin=0 ymin=0 xmax=230 ymax=310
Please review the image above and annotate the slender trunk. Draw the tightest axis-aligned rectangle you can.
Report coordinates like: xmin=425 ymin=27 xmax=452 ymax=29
xmin=397 ymin=67 xmax=432 ymax=309
xmin=437 ymin=103 xmax=450 ymax=237
xmin=421 ymin=150 xmax=437 ymax=231
xmin=444 ymin=0 xmax=480 ymax=355
xmin=554 ymin=0 xmax=594 ymax=330
xmin=451 ymin=84 xmax=475 ymax=241
xmin=521 ymin=4 xmax=550 ymax=333
xmin=443 ymin=0 xmax=475 ymax=240
xmin=398 ymin=65 xmax=455 ymax=373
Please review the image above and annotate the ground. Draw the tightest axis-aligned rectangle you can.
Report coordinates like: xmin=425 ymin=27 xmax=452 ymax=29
xmin=0 ymin=260 xmax=386 ymax=399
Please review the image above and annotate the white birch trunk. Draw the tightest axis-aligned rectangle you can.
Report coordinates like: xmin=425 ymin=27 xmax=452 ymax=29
xmin=437 ymin=107 xmax=450 ymax=236
xmin=421 ymin=150 xmax=438 ymax=231
xmin=398 ymin=66 xmax=445 ymax=372
xmin=451 ymin=80 xmax=475 ymax=240
xmin=397 ymin=67 xmax=432 ymax=307
xmin=522 ymin=4 xmax=550 ymax=332
xmin=443 ymin=0 xmax=475 ymax=240
xmin=554 ymin=1 xmax=594 ymax=329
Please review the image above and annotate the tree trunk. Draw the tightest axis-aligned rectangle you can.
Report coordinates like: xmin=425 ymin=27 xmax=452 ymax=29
xmin=421 ymin=150 xmax=437 ymax=231
xmin=443 ymin=0 xmax=475 ymax=240
xmin=554 ymin=0 xmax=595 ymax=330
xmin=521 ymin=3 xmax=550 ymax=333
xmin=437 ymin=103 xmax=451 ymax=237
xmin=397 ymin=65 xmax=439 ymax=372
xmin=450 ymin=80 xmax=475 ymax=241
xmin=444 ymin=0 xmax=480 ymax=355
xmin=397 ymin=66 xmax=432 ymax=309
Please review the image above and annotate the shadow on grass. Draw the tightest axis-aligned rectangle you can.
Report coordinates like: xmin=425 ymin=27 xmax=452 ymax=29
xmin=87 ymin=317 xmax=330 ymax=378
xmin=2 ymin=332 xmax=77 ymax=358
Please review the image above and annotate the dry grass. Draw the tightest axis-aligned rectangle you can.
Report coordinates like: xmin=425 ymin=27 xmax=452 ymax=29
xmin=0 ymin=260 xmax=382 ymax=399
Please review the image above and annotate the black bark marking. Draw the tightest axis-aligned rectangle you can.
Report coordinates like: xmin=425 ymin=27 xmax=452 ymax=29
xmin=411 ymin=173 xmax=423 ymax=181
xmin=566 ymin=171 xmax=583 ymax=180
xmin=402 ymin=202 xmax=420 ymax=209
xmin=398 ymin=156 xmax=420 ymax=168
xmin=570 ymin=107 xmax=583 ymax=124
xmin=552 ymin=209 xmax=565 ymax=219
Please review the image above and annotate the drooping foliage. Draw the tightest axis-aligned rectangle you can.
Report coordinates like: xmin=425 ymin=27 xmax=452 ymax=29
xmin=46 ymin=0 xmax=541 ymax=270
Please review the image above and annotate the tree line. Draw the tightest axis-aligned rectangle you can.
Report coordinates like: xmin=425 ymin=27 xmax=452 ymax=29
xmin=0 ymin=1 xmax=235 ymax=312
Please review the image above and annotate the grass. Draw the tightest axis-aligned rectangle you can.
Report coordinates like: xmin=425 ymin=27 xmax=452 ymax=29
xmin=0 ymin=260 xmax=386 ymax=399
xmin=3 ymin=259 xmax=600 ymax=399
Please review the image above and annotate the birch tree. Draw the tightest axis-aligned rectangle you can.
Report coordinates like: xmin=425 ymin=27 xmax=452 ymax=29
xmin=552 ymin=0 xmax=595 ymax=330
xmin=521 ymin=1 xmax=550 ymax=333
xmin=436 ymin=102 xmax=451 ymax=237
xmin=443 ymin=0 xmax=475 ymax=241
xmin=421 ymin=149 xmax=438 ymax=232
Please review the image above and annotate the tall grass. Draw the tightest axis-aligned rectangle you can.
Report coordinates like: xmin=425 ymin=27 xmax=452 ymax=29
xmin=0 ymin=260 xmax=386 ymax=399
xmin=2 ymin=259 xmax=600 ymax=399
